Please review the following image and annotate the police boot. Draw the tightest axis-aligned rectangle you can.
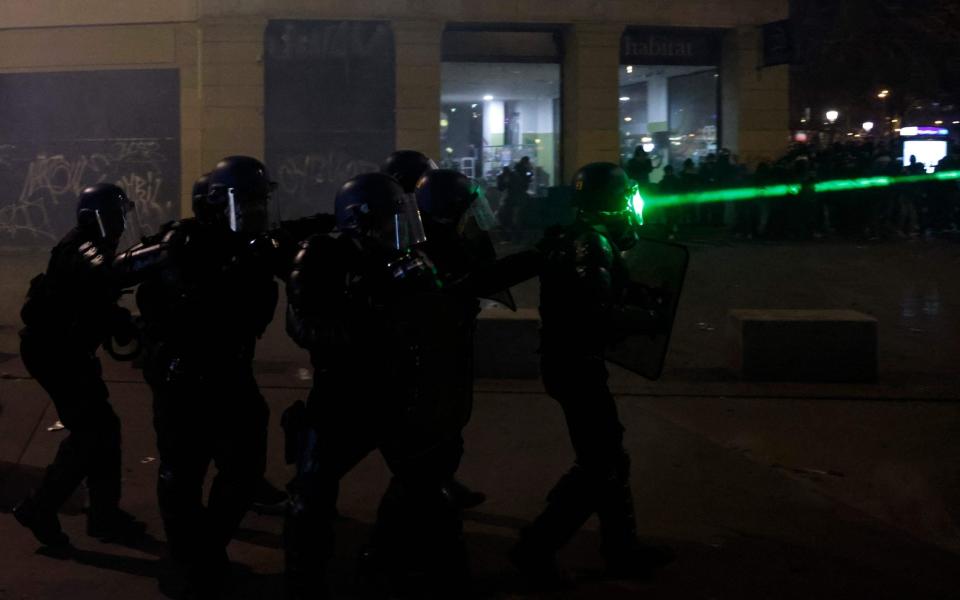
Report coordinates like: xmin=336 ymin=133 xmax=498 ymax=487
xmin=509 ymin=466 xmax=595 ymax=587
xmin=442 ymin=478 xmax=486 ymax=510
xmin=13 ymin=496 xmax=70 ymax=548
xmin=596 ymin=462 xmax=673 ymax=578
xmin=87 ymin=506 xmax=147 ymax=543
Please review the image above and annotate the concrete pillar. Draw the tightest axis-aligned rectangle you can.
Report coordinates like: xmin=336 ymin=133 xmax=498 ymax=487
xmin=198 ymin=18 xmax=266 ymax=190
xmin=176 ymin=23 xmax=202 ymax=218
xmin=393 ymin=20 xmax=443 ymax=157
xmin=721 ymin=26 xmax=789 ymax=167
xmin=561 ymin=23 xmax=624 ymax=183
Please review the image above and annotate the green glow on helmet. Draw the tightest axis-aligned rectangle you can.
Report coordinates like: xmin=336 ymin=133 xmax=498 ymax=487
xmin=628 ymin=185 xmax=645 ymax=225
xmin=644 ymin=169 xmax=960 ymax=209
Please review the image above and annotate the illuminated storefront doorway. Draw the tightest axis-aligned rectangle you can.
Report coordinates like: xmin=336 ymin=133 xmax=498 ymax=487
xmin=619 ymin=28 xmax=721 ymax=183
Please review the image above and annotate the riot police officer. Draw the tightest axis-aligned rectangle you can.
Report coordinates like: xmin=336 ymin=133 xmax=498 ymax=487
xmin=380 ymin=154 xmax=489 ymax=510
xmin=14 ymin=183 xmax=145 ymax=548
xmin=284 ymin=172 xmax=469 ymax=598
xmin=117 ymin=156 xmax=279 ymax=593
xmin=510 ymin=162 xmax=673 ymax=581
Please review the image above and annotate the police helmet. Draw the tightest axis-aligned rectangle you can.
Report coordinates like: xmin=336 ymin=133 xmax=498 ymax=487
xmin=334 ymin=172 xmax=405 ymax=233
xmin=190 ymin=172 xmax=211 ymax=219
xmin=205 ymin=156 xmax=275 ymax=233
xmin=76 ymin=183 xmax=134 ymax=242
xmin=571 ymin=162 xmax=634 ymax=214
xmin=380 ymin=150 xmax=438 ymax=193
xmin=414 ymin=169 xmax=478 ymax=225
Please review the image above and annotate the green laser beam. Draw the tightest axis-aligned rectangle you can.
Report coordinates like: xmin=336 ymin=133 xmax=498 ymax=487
xmin=643 ymin=169 xmax=960 ymax=210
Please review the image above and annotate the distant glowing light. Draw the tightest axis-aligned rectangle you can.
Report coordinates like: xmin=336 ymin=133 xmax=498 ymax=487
xmin=641 ymin=136 xmax=653 ymax=143
xmin=440 ymin=118 xmax=449 ymax=127
xmin=445 ymin=147 xmax=454 ymax=154
xmin=934 ymin=120 xmax=944 ymax=125
xmin=624 ymin=117 xmax=633 ymax=122
xmin=619 ymin=96 xmax=630 ymax=102
xmin=878 ymin=89 xmax=890 ymax=99
xmin=862 ymin=121 xmax=874 ymax=132
xmin=642 ymin=143 xmax=655 ymax=153
xmin=470 ymin=103 xmax=478 ymax=109
xmin=900 ymin=126 xmax=949 ymax=137
xmin=626 ymin=66 xmax=634 ymax=74
xmin=534 ymin=138 xmax=542 ymax=144
xmin=450 ymin=107 xmax=457 ymax=113
xmin=953 ymin=121 xmax=960 ymax=125
xmin=482 ymin=94 xmax=494 ymax=101
xmin=826 ymin=110 xmax=839 ymax=123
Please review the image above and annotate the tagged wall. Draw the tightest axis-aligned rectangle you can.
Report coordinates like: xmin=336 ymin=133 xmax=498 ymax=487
xmin=265 ymin=20 xmax=396 ymax=219
xmin=0 ymin=69 xmax=181 ymax=247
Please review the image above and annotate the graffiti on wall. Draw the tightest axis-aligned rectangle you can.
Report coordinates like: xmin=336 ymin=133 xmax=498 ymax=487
xmin=273 ymin=151 xmax=380 ymax=219
xmin=0 ymin=138 xmax=177 ymax=245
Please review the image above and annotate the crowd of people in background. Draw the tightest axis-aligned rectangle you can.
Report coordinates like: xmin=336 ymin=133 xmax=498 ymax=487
xmin=638 ymin=140 xmax=960 ymax=242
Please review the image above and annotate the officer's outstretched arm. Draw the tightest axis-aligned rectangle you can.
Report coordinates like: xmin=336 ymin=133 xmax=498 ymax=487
xmin=445 ymin=249 xmax=543 ymax=297
xmin=112 ymin=224 xmax=185 ymax=288
xmin=270 ymin=213 xmax=337 ymax=280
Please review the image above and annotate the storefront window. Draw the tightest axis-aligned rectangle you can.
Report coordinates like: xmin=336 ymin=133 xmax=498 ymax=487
xmin=440 ymin=62 xmax=560 ymax=196
xmin=619 ymin=65 xmax=718 ymax=183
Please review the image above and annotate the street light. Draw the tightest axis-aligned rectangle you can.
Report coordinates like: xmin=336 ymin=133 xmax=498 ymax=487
xmin=826 ymin=110 xmax=839 ymax=124
xmin=877 ymin=89 xmax=890 ymax=99
xmin=862 ymin=121 xmax=874 ymax=133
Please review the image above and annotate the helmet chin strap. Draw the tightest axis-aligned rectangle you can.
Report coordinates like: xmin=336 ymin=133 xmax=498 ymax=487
xmin=227 ymin=188 xmax=238 ymax=231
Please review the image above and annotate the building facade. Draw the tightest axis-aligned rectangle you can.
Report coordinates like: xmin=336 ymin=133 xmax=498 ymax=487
xmin=0 ymin=0 xmax=788 ymax=239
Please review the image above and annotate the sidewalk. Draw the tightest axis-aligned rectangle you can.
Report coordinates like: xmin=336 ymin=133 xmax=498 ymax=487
xmin=2 ymin=354 xmax=959 ymax=599
xmin=2 ymin=238 xmax=959 ymax=597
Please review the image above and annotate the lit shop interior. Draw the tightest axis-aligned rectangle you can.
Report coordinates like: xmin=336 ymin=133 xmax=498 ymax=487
xmin=619 ymin=64 xmax=719 ymax=183
xmin=439 ymin=61 xmax=561 ymax=194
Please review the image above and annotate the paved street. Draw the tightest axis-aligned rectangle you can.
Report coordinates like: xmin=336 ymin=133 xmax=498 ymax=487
xmin=1 ymin=237 xmax=959 ymax=598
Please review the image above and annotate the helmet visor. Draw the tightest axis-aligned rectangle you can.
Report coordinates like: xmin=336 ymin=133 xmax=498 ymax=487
xmin=227 ymin=187 xmax=270 ymax=234
xmin=466 ymin=182 xmax=496 ymax=231
xmin=395 ymin=193 xmax=428 ymax=249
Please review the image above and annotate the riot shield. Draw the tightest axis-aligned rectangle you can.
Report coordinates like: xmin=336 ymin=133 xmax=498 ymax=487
xmin=605 ymin=236 xmax=689 ymax=380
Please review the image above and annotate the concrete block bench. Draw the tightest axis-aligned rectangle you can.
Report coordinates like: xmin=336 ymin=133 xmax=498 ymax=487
xmin=474 ymin=307 xmax=541 ymax=379
xmin=728 ymin=309 xmax=878 ymax=382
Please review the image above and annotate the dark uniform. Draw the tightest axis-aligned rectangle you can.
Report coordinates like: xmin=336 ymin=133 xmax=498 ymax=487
xmin=284 ymin=172 xmax=468 ymax=598
xmin=512 ymin=162 xmax=672 ymax=580
xmin=380 ymin=153 xmax=488 ymax=510
xmin=116 ymin=157 xmax=278 ymax=591
xmin=410 ymin=169 xmax=541 ymax=502
xmin=14 ymin=183 xmax=144 ymax=548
